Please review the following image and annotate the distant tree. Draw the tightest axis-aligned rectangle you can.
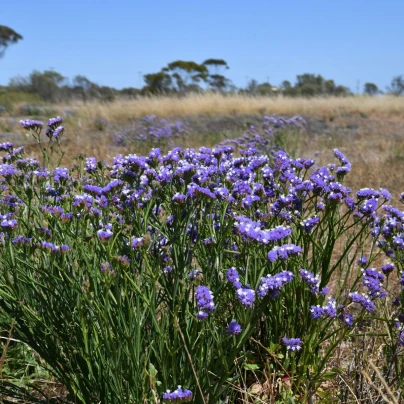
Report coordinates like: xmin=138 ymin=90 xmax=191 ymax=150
xmin=0 ymin=25 xmax=23 ymax=58
xmin=245 ymin=79 xmax=258 ymax=94
xmin=256 ymin=82 xmax=274 ymax=96
xmin=280 ymin=80 xmax=292 ymax=89
xmin=363 ymin=82 xmax=379 ymax=96
xmin=164 ymin=60 xmax=208 ymax=92
xmin=207 ymin=74 xmax=232 ymax=92
xmin=143 ymin=72 xmax=172 ymax=94
xmin=30 ymin=70 xmax=66 ymax=101
xmin=202 ymin=59 xmax=230 ymax=91
xmin=8 ymin=75 xmax=31 ymax=92
xmin=72 ymin=75 xmax=98 ymax=101
xmin=324 ymin=79 xmax=336 ymax=95
xmin=387 ymin=76 xmax=404 ymax=96
xmin=119 ymin=87 xmax=141 ymax=98
xmin=334 ymin=85 xmax=351 ymax=96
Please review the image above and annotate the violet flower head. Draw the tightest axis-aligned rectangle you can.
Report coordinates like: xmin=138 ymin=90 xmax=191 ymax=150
xmin=381 ymin=263 xmax=395 ymax=274
xmin=324 ymin=297 xmax=337 ymax=318
xmin=195 ymin=285 xmax=216 ymax=319
xmin=339 ymin=312 xmax=354 ymax=327
xmin=1 ymin=219 xmax=17 ymax=230
xmin=131 ymin=237 xmax=144 ymax=249
xmin=299 ymin=269 xmax=320 ymax=293
xmin=236 ymin=286 xmax=255 ymax=307
xmin=310 ymin=305 xmax=325 ymax=319
xmin=282 ymin=337 xmax=302 ymax=352
xmin=267 ymin=244 xmax=302 ymax=262
xmin=226 ymin=267 xmax=242 ymax=289
xmin=162 ymin=386 xmax=193 ymax=402
xmin=349 ymin=292 xmax=376 ymax=312
xmin=52 ymin=125 xmax=65 ymax=139
xmin=97 ymin=229 xmax=113 ymax=243
xmin=301 ymin=216 xmax=320 ymax=233
xmin=47 ymin=116 xmax=63 ymax=129
xmin=20 ymin=119 xmax=43 ymax=132
xmin=85 ymin=157 xmax=97 ymax=173
xmin=226 ymin=320 xmax=242 ymax=336
xmin=257 ymin=271 xmax=294 ymax=298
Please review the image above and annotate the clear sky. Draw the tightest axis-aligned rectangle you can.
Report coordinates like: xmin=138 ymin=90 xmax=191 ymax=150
xmin=1 ymin=0 xmax=403 ymax=92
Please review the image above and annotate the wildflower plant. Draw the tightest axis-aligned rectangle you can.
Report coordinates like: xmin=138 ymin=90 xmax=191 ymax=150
xmin=0 ymin=119 xmax=402 ymax=402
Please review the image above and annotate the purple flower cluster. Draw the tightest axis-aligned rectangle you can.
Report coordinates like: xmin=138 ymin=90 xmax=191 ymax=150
xmin=162 ymin=386 xmax=193 ymax=402
xmin=333 ymin=149 xmax=352 ymax=175
xmin=226 ymin=320 xmax=242 ymax=335
xmin=257 ymin=271 xmax=294 ymax=298
xmin=310 ymin=297 xmax=337 ymax=319
xmin=195 ymin=285 xmax=216 ymax=320
xmin=234 ymin=215 xmax=292 ymax=244
xmin=361 ymin=268 xmax=386 ymax=299
xmin=282 ymin=337 xmax=302 ymax=352
xmin=349 ymin=292 xmax=376 ymax=312
xmin=300 ymin=216 xmax=320 ymax=233
xmin=236 ymin=287 xmax=256 ymax=307
xmin=20 ymin=119 xmax=43 ymax=132
xmin=218 ymin=115 xmax=306 ymax=155
xmin=299 ymin=269 xmax=325 ymax=294
xmin=267 ymin=244 xmax=302 ymax=262
xmin=226 ymin=267 xmax=242 ymax=289
xmin=115 ymin=115 xmax=186 ymax=146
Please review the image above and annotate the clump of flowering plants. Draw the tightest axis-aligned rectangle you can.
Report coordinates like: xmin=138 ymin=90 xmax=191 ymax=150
xmin=0 ymin=118 xmax=402 ymax=402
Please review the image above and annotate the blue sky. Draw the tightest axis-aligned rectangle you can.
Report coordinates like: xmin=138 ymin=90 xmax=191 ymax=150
xmin=1 ymin=0 xmax=403 ymax=91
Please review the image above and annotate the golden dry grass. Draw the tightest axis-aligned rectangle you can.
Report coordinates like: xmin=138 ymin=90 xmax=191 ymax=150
xmin=64 ymin=94 xmax=404 ymax=121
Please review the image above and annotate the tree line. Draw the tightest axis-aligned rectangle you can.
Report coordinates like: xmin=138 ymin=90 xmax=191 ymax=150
xmin=1 ymin=25 xmax=404 ymax=102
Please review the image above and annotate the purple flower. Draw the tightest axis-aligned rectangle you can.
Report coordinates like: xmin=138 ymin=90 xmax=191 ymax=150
xmin=85 ymin=157 xmax=97 ymax=173
xmin=299 ymin=269 xmax=320 ymax=293
xmin=131 ymin=237 xmax=144 ymax=249
xmin=324 ymin=297 xmax=337 ymax=318
xmin=195 ymin=285 xmax=216 ymax=316
xmin=0 ymin=142 xmax=13 ymax=151
xmin=381 ymin=263 xmax=395 ymax=274
xmin=257 ymin=271 xmax=294 ymax=298
xmin=282 ymin=337 xmax=302 ymax=352
xmin=339 ymin=312 xmax=354 ymax=327
xmin=53 ymin=167 xmax=69 ymax=182
xmin=356 ymin=188 xmax=381 ymax=199
xmin=357 ymin=256 xmax=368 ymax=267
xmin=162 ymin=386 xmax=193 ymax=402
xmin=310 ymin=305 xmax=325 ymax=319
xmin=97 ymin=229 xmax=113 ymax=243
xmin=267 ymin=244 xmax=302 ymax=262
xmin=226 ymin=320 xmax=242 ymax=335
xmin=1 ymin=219 xmax=17 ymax=230
xmin=380 ymin=188 xmax=391 ymax=201
xmin=196 ymin=311 xmax=209 ymax=321
xmin=47 ymin=116 xmax=63 ymax=128
xmin=226 ymin=267 xmax=242 ymax=289
xmin=358 ymin=198 xmax=378 ymax=215
xmin=172 ymin=193 xmax=187 ymax=204
xmin=52 ymin=125 xmax=65 ymax=139
xmin=301 ymin=216 xmax=320 ymax=233
xmin=236 ymin=287 xmax=255 ymax=307
xmin=20 ymin=119 xmax=43 ymax=131
xmin=188 ymin=269 xmax=202 ymax=280
xmin=362 ymin=268 xmax=386 ymax=298
xmin=349 ymin=292 xmax=376 ymax=312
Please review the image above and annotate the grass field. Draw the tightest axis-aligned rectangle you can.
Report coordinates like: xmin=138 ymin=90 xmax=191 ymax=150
xmin=1 ymin=94 xmax=404 ymax=194
xmin=0 ymin=95 xmax=404 ymax=402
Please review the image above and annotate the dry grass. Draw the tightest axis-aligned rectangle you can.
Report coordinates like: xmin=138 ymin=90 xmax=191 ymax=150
xmin=63 ymin=94 xmax=404 ymax=121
